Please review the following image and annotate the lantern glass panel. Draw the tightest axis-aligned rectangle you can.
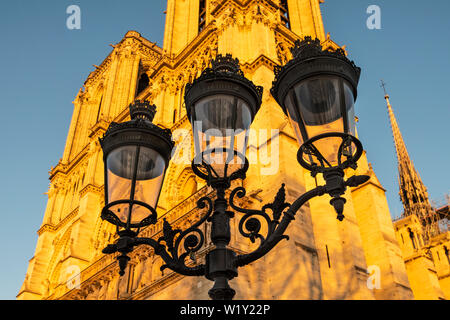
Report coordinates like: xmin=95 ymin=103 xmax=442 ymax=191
xmin=191 ymin=94 xmax=251 ymax=179
xmin=284 ymin=76 xmax=356 ymax=166
xmin=106 ymin=145 xmax=165 ymax=224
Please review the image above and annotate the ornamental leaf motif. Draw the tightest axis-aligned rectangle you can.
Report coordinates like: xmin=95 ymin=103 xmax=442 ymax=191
xmin=159 ymin=218 xmax=181 ymax=251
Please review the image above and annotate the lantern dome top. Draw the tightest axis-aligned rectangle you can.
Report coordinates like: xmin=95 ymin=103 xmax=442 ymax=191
xmin=185 ymin=54 xmax=263 ymax=104
xmin=271 ymin=36 xmax=361 ymax=116
xmin=99 ymin=101 xmax=174 ymax=162
xmin=184 ymin=54 xmax=263 ymax=123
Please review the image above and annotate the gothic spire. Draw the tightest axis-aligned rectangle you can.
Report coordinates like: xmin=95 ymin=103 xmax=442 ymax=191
xmin=382 ymin=81 xmax=439 ymax=238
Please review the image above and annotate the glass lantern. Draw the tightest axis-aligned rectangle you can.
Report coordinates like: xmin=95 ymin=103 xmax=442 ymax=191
xmin=100 ymin=101 xmax=174 ymax=231
xmin=284 ymin=76 xmax=356 ymax=167
xmin=185 ymin=54 xmax=262 ymax=185
xmin=106 ymin=145 xmax=166 ymax=226
xmin=191 ymin=93 xmax=252 ymax=179
xmin=271 ymin=37 xmax=362 ymax=172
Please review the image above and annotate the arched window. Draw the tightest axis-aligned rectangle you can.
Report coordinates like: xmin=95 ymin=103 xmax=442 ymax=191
xmin=96 ymin=95 xmax=103 ymax=122
xmin=199 ymin=0 xmax=206 ymax=33
xmin=403 ymin=190 xmax=410 ymax=207
xmin=173 ymin=109 xmax=177 ymax=124
xmin=280 ymin=0 xmax=290 ymax=29
xmin=136 ymin=73 xmax=149 ymax=96
xmin=152 ymin=258 xmax=164 ymax=280
xmin=444 ymin=246 xmax=450 ymax=264
xmin=408 ymin=228 xmax=417 ymax=250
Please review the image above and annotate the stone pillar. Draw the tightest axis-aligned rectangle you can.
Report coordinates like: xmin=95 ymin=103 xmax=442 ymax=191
xmin=351 ymin=154 xmax=414 ymax=299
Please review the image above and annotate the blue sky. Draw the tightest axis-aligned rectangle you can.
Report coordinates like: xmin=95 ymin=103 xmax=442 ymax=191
xmin=0 ymin=0 xmax=449 ymax=300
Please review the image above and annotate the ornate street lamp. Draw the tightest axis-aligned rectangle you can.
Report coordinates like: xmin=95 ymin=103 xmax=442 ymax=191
xmin=99 ymin=101 xmax=174 ymax=275
xmin=100 ymin=42 xmax=370 ymax=300
xmin=184 ymin=54 xmax=263 ymax=189
xmin=183 ymin=54 xmax=264 ymax=299
xmin=271 ymin=36 xmax=366 ymax=221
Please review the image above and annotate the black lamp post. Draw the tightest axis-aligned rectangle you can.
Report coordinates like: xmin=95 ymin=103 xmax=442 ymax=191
xmin=100 ymin=39 xmax=370 ymax=300
xmin=183 ymin=54 xmax=264 ymax=299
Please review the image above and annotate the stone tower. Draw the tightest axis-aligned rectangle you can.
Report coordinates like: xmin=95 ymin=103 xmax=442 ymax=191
xmin=18 ymin=0 xmax=414 ymax=300
xmin=384 ymin=87 xmax=450 ymax=299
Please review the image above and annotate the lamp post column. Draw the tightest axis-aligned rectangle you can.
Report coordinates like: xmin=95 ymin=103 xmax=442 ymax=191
xmin=206 ymin=184 xmax=238 ymax=300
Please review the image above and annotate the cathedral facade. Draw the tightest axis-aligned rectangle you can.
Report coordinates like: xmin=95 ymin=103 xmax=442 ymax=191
xmin=17 ymin=0 xmax=447 ymax=300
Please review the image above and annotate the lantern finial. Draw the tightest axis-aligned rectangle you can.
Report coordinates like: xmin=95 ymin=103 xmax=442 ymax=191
xmin=211 ymin=54 xmax=241 ymax=73
xmin=129 ymin=100 xmax=157 ymax=121
xmin=290 ymin=36 xmax=323 ymax=59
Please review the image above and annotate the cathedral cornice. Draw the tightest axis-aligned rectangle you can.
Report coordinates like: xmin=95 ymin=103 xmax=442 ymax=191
xmin=211 ymin=0 xmax=279 ymax=16
xmin=403 ymin=250 xmax=436 ymax=264
xmin=350 ymin=177 xmax=387 ymax=193
xmin=83 ymin=31 xmax=163 ymax=91
xmin=274 ymin=22 xmax=300 ymax=44
xmin=241 ymin=54 xmax=278 ymax=73
xmin=49 ymin=144 xmax=89 ymax=180
xmin=131 ymin=266 xmax=184 ymax=300
xmin=83 ymin=56 xmax=113 ymax=89
xmin=170 ymin=114 xmax=190 ymax=132
xmin=88 ymin=119 xmax=109 ymax=139
xmin=393 ymin=214 xmax=420 ymax=228
xmin=149 ymin=24 xmax=218 ymax=76
xmin=37 ymin=207 xmax=79 ymax=236
xmin=428 ymin=231 xmax=450 ymax=245
xmin=120 ymin=30 xmax=163 ymax=55
xmin=16 ymin=286 xmax=41 ymax=299
xmin=79 ymin=184 xmax=103 ymax=198
xmin=53 ymin=259 xmax=118 ymax=300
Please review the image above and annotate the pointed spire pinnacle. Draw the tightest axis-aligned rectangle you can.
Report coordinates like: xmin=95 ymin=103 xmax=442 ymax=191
xmin=382 ymin=81 xmax=440 ymax=239
xmin=383 ymin=82 xmax=411 ymax=173
xmin=381 ymin=79 xmax=388 ymax=97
